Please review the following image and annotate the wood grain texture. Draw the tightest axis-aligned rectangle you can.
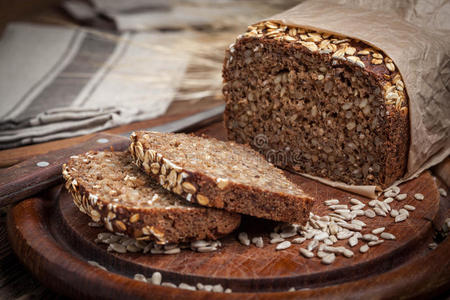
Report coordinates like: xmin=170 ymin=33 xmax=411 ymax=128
xmin=6 ymin=122 xmax=450 ymax=299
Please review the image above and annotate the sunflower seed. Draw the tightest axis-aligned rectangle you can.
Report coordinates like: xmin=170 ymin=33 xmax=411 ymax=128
xmin=353 ymin=209 xmax=365 ymax=216
xmin=368 ymin=200 xmax=378 ymax=207
xmin=380 ymin=232 xmax=396 ymax=240
xmin=270 ymin=232 xmax=281 ymax=239
xmin=321 ymin=253 xmax=336 ymax=265
xmin=252 ymin=237 xmax=264 ymax=248
xmin=213 ymin=284 xmax=225 ymax=293
xmin=225 ymin=288 xmax=232 ymax=293
xmin=351 ymin=204 xmax=366 ymax=211
xmin=329 ymin=204 xmax=348 ymax=210
xmin=238 ymin=232 xmax=250 ymax=246
xmin=197 ymin=246 xmax=217 ymax=253
xmin=323 ymin=245 xmax=340 ymax=253
xmin=164 ymin=248 xmax=181 ymax=255
xmin=395 ymin=214 xmax=408 ymax=222
xmin=276 ymin=241 xmax=292 ymax=250
xmin=337 ymin=231 xmax=353 ymax=240
xmin=314 ymin=231 xmax=329 ymax=241
xmin=127 ymin=244 xmax=140 ymax=253
xmin=191 ymin=240 xmax=209 ymax=248
xmin=372 ymin=227 xmax=385 ymax=234
xmin=384 ymin=190 xmax=397 ymax=198
xmin=340 ymin=223 xmax=362 ymax=231
xmin=134 ymin=274 xmax=147 ymax=282
xmin=329 ymin=222 xmax=339 ymax=235
xmin=150 ymin=248 xmax=164 ymax=254
xmin=390 ymin=209 xmax=399 ymax=217
xmin=270 ymin=237 xmax=285 ymax=244
xmin=88 ymin=261 xmax=107 ymax=271
xmin=179 ymin=283 xmax=196 ymax=291
xmin=368 ymin=240 xmax=384 ymax=246
xmin=110 ymin=243 xmax=127 ymax=253
xmin=317 ymin=250 xmax=328 ymax=258
xmin=324 ymin=238 xmax=333 ymax=245
xmin=362 ymin=234 xmax=378 ymax=242
xmin=350 ymin=198 xmax=363 ymax=205
xmin=330 ymin=235 xmax=338 ymax=243
xmin=365 ymin=209 xmax=376 ymax=218
xmin=351 ymin=219 xmax=366 ymax=227
xmin=325 ymin=199 xmax=340 ymax=205
xmin=161 ymin=282 xmax=177 ymax=288
xmin=300 ymin=247 xmax=315 ymax=258
xmin=304 ymin=231 xmax=315 ymax=239
xmin=385 ymin=186 xmax=400 ymax=197
xmin=359 ymin=244 xmax=369 ymax=253
xmin=404 ymin=204 xmax=416 ymax=211
xmin=438 ymin=188 xmax=447 ymax=197
xmin=307 ymin=239 xmax=319 ymax=251
xmin=348 ymin=235 xmax=358 ymax=247
xmin=396 ymin=194 xmax=407 ymax=201
xmin=292 ymin=237 xmax=306 ymax=244
xmin=399 ymin=208 xmax=409 ymax=216
xmin=428 ymin=242 xmax=438 ymax=250
xmin=374 ymin=207 xmax=387 ymax=217
xmin=384 ymin=197 xmax=394 ymax=204
xmin=88 ymin=222 xmax=103 ymax=227
xmin=196 ymin=282 xmax=204 ymax=290
xmin=121 ymin=238 xmax=135 ymax=247
xmin=414 ymin=193 xmax=424 ymax=200
xmin=203 ymin=285 xmax=213 ymax=292
xmin=342 ymin=248 xmax=354 ymax=258
xmin=151 ymin=272 xmax=162 ymax=285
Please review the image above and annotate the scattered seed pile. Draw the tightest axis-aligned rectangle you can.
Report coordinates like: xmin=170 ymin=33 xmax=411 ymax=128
xmin=87 ymin=261 xmax=232 ymax=293
xmin=86 ymin=185 xmax=448 ymax=293
xmin=237 ymin=185 xmax=426 ymax=265
xmin=130 ymin=131 xmax=313 ymax=224
xmin=223 ymin=21 xmax=409 ymax=187
xmin=63 ymin=151 xmax=241 ymax=244
xmin=94 ymin=230 xmax=223 ymax=255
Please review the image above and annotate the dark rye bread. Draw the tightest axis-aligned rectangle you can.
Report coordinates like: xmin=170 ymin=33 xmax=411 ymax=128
xmin=62 ymin=151 xmax=241 ymax=244
xmin=129 ymin=131 xmax=314 ymax=224
xmin=222 ymin=21 xmax=409 ymax=188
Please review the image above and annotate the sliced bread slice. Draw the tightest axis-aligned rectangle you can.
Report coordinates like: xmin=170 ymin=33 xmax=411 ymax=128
xmin=129 ymin=131 xmax=314 ymax=224
xmin=62 ymin=151 xmax=241 ymax=244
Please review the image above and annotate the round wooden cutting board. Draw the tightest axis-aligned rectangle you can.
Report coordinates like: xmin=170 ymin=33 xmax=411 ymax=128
xmin=7 ymin=124 xmax=450 ymax=299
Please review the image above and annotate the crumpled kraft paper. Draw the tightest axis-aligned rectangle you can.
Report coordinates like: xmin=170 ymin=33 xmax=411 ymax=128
xmin=263 ymin=0 xmax=450 ymax=198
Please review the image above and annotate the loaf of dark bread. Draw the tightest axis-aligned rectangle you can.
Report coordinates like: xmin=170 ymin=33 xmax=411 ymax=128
xmin=222 ymin=21 xmax=409 ymax=188
xmin=129 ymin=131 xmax=314 ymax=224
xmin=62 ymin=151 xmax=241 ymax=244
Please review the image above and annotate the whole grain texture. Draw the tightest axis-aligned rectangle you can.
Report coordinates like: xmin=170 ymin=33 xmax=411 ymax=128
xmin=222 ymin=21 xmax=409 ymax=188
xmin=63 ymin=151 xmax=241 ymax=244
xmin=129 ymin=131 xmax=314 ymax=224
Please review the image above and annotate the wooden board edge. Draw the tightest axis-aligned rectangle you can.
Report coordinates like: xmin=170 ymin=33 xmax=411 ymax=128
xmin=8 ymin=196 xmax=450 ymax=299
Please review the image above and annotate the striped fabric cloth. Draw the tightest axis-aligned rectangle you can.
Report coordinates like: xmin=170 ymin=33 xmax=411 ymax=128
xmin=0 ymin=23 xmax=190 ymax=149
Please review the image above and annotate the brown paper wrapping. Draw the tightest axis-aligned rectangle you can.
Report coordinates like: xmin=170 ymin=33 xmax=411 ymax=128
xmin=262 ymin=0 xmax=450 ymax=198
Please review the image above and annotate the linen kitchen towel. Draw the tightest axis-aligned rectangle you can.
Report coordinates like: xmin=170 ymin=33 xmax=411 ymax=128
xmin=0 ymin=22 xmax=190 ymax=149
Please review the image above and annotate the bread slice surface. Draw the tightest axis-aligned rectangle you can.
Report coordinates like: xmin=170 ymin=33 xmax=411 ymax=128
xmin=63 ymin=151 xmax=241 ymax=244
xmin=130 ymin=131 xmax=314 ymax=224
